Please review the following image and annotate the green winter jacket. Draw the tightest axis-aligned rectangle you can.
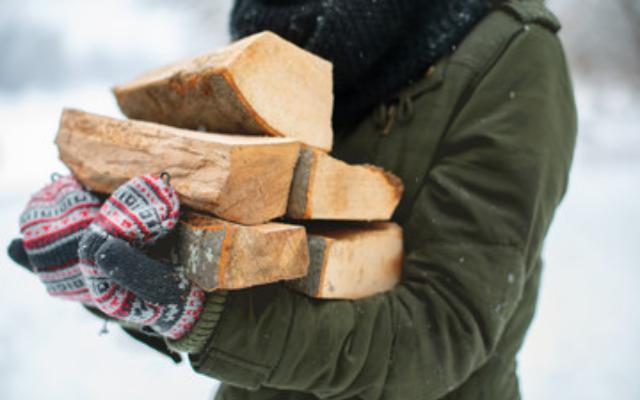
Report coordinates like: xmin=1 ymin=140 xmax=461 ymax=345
xmin=163 ymin=1 xmax=577 ymax=399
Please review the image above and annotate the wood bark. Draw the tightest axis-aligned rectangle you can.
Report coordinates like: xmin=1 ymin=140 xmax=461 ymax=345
xmin=287 ymin=147 xmax=404 ymax=221
xmin=55 ymin=108 xmax=300 ymax=225
xmin=175 ymin=213 xmax=309 ymax=291
xmin=113 ymin=31 xmax=334 ymax=151
xmin=287 ymin=223 xmax=403 ymax=299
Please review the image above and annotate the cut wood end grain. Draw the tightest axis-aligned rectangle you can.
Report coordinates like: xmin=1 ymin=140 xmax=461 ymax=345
xmin=113 ymin=31 xmax=334 ymax=151
xmin=176 ymin=212 xmax=309 ymax=291
xmin=287 ymin=147 xmax=404 ymax=221
xmin=287 ymin=222 xmax=403 ymax=299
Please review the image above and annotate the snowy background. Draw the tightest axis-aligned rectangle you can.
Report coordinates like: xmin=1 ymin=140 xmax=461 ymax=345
xmin=0 ymin=0 xmax=638 ymax=399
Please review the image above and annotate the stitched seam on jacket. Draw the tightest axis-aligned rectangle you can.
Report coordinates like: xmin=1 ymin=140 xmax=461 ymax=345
xmin=379 ymin=293 xmax=401 ymax=399
xmin=267 ymin=288 xmax=299 ymax=383
xmin=205 ymin=347 xmax=271 ymax=372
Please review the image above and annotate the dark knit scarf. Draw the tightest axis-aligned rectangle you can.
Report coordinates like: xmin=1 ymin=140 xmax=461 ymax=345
xmin=231 ymin=0 xmax=495 ymax=128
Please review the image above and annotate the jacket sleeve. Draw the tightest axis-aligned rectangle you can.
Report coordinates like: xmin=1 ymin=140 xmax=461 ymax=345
xmin=182 ymin=25 xmax=577 ymax=398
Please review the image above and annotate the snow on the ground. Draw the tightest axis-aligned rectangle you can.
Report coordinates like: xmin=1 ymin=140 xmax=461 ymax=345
xmin=1 ymin=1 xmax=639 ymax=399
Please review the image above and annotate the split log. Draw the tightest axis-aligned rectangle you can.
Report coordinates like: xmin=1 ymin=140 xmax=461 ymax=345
xmin=287 ymin=147 xmax=404 ymax=221
xmin=113 ymin=31 xmax=334 ymax=151
xmin=287 ymin=223 xmax=403 ymax=299
xmin=55 ymin=108 xmax=300 ymax=225
xmin=175 ymin=213 xmax=309 ymax=291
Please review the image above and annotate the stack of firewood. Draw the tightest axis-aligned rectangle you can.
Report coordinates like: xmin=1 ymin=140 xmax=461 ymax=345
xmin=55 ymin=32 xmax=404 ymax=300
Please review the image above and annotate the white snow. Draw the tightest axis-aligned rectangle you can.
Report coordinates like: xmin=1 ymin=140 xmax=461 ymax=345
xmin=1 ymin=0 xmax=638 ymax=399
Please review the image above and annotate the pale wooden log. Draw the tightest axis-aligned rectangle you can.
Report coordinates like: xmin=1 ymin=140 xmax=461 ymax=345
xmin=55 ymin=108 xmax=300 ymax=225
xmin=175 ymin=213 xmax=309 ymax=291
xmin=287 ymin=223 xmax=403 ymax=299
xmin=287 ymin=147 xmax=404 ymax=221
xmin=113 ymin=31 xmax=334 ymax=151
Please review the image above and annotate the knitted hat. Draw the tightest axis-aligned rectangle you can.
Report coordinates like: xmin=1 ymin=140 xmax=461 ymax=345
xmin=79 ymin=174 xmax=203 ymax=340
xmin=93 ymin=174 xmax=180 ymax=246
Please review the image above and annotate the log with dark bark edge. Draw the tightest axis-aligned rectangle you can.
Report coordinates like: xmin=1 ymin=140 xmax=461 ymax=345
xmin=287 ymin=147 xmax=404 ymax=221
xmin=287 ymin=222 xmax=403 ymax=299
xmin=55 ymin=108 xmax=300 ymax=225
xmin=175 ymin=212 xmax=309 ymax=291
xmin=113 ymin=31 xmax=334 ymax=151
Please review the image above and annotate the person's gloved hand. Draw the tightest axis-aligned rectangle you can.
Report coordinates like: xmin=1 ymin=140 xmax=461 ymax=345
xmin=78 ymin=174 xmax=205 ymax=340
xmin=7 ymin=175 xmax=101 ymax=303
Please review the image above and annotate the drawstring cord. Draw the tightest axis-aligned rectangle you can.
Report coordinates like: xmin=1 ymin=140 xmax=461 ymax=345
xmin=374 ymin=66 xmax=435 ymax=136
xmin=382 ymin=104 xmax=398 ymax=136
xmin=398 ymin=95 xmax=414 ymax=123
xmin=376 ymin=95 xmax=415 ymax=136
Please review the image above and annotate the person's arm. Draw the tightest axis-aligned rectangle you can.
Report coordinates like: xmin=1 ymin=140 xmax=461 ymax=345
xmin=170 ymin=24 xmax=577 ymax=398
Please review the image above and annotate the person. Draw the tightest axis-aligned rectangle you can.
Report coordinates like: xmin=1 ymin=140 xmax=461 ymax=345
xmin=7 ymin=0 xmax=577 ymax=398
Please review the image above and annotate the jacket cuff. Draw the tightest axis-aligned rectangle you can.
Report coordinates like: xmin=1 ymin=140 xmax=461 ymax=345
xmin=167 ymin=290 xmax=228 ymax=354
xmin=187 ymin=284 xmax=296 ymax=390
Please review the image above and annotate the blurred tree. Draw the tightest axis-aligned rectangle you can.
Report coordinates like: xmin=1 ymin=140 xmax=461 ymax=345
xmin=548 ymin=0 xmax=639 ymax=83
xmin=623 ymin=0 xmax=640 ymax=46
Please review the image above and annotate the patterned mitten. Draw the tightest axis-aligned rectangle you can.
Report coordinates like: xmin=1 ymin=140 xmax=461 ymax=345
xmin=78 ymin=174 xmax=205 ymax=340
xmin=7 ymin=175 xmax=101 ymax=303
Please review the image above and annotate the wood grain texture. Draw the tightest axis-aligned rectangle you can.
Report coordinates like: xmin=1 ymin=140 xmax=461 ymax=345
xmin=175 ymin=213 xmax=309 ymax=291
xmin=287 ymin=223 xmax=403 ymax=299
xmin=287 ymin=147 xmax=404 ymax=221
xmin=113 ymin=31 xmax=334 ymax=151
xmin=55 ymin=108 xmax=300 ymax=225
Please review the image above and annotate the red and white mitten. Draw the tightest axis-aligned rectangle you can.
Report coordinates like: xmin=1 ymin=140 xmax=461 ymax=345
xmin=8 ymin=175 xmax=101 ymax=303
xmin=78 ymin=174 xmax=205 ymax=340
